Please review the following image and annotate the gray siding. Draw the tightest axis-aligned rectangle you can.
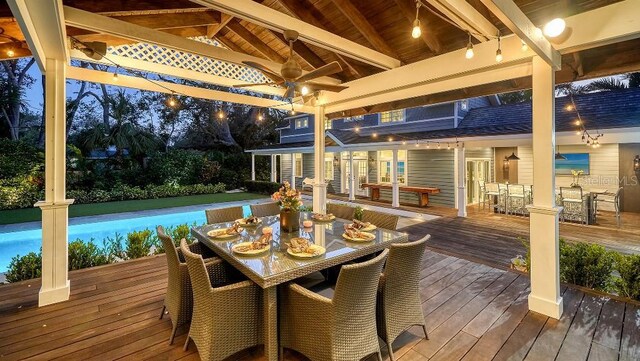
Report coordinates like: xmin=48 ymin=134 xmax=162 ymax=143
xmin=406 ymin=103 xmax=454 ymax=120
xmin=280 ymin=153 xmax=293 ymax=185
xmin=279 ymin=114 xmax=314 ymax=143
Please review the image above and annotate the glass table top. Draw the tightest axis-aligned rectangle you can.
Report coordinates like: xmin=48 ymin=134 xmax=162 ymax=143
xmin=191 ymin=214 xmax=408 ymax=288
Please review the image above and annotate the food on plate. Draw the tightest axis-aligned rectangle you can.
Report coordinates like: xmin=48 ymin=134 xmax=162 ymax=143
xmin=233 ymin=233 xmax=271 ymax=252
xmin=286 ymin=237 xmax=322 ymax=256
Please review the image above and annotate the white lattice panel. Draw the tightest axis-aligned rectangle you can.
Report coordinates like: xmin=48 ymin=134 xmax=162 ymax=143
xmin=107 ymin=36 xmax=268 ymax=84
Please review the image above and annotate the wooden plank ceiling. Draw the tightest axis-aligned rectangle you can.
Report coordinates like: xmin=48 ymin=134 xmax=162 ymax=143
xmin=0 ymin=0 xmax=636 ymax=115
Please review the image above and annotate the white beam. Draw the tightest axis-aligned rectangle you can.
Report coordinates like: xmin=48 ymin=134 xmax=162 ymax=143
xmin=270 ymin=155 xmax=277 ymax=182
xmin=66 ymin=66 xmax=314 ymax=113
xmin=454 ymin=147 xmax=467 ymax=217
xmin=70 ymin=49 xmax=284 ymax=97
xmin=313 ymin=105 xmax=327 ymax=213
xmin=7 ymin=0 xmax=68 ymax=71
xmin=391 ymin=149 xmax=400 ymax=208
xmin=479 ymin=0 xmax=561 ymax=69
xmin=426 ymin=0 xmax=498 ymax=41
xmin=190 ymin=0 xmax=401 ymax=70
xmin=348 ymin=151 xmax=355 ymax=201
xmin=290 ymin=154 xmax=296 ymax=189
xmin=251 ymin=154 xmax=256 ymax=181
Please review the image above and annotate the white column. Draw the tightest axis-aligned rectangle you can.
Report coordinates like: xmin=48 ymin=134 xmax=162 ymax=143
xmin=312 ymin=106 xmax=327 ymax=213
xmin=527 ymin=56 xmax=563 ymax=319
xmin=348 ymin=151 xmax=355 ymax=201
xmin=270 ymin=154 xmax=277 ymax=182
xmin=36 ymin=58 xmax=73 ymax=307
xmin=391 ymin=149 xmax=400 ymax=208
xmin=290 ymin=153 xmax=296 ymax=189
xmin=251 ymin=153 xmax=256 ymax=181
xmin=455 ymin=146 xmax=467 ymax=217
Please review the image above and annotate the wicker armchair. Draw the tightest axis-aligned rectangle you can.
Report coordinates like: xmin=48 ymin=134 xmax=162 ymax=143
xmin=377 ymin=236 xmax=430 ymax=361
xmin=250 ymin=202 xmax=280 ymax=217
xmin=205 ymin=206 xmax=244 ymax=224
xmin=560 ymin=187 xmax=588 ymax=224
xmin=279 ymin=250 xmax=389 ymax=361
xmin=362 ymin=209 xmax=399 ymax=230
xmin=326 ymin=203 xmax=356 ymax=220
xmin=156 ymin=226 xmax=217 ymax=344
xmin=180 ymin=239 xmax=262 ymax=361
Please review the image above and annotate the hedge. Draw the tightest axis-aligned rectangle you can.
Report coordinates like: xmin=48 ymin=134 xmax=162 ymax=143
xmin=244 ymin=180 xmax=281 ymax=195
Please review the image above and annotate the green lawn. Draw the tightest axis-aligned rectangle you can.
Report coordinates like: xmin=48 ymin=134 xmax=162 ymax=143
xmin=0 ymin=192 xmax=268 ymax=225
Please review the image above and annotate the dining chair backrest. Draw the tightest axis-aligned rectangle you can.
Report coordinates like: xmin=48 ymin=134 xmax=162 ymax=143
xmin=180 ymin=239 xmax=212 ymax=301
xmin=205 ymin=206 xmax=244 ymax=224
xmin=326 ymin=203 xmax=356 ymax=220
xmin=560 ymin=187 xmax=583 ymax=201
xmin=485 ymin=182 xmax=499 ymax=194
xmin=478 ymin=180 xmax=486 ymax=191
xmin=508 ymin=184 xmax=525 ymax=196
xmin=613 ymin=187 xmax=623 ymax=202
xmin=384 ymin=236 xmax=429 ymax=297
xmin=157 ymin=225 xmax=181 ymax=275
xmin=250 ymin=202 xmax=280 ymax=217
xmin=498 ymin=183 xmax=508 ymax=193
xmin=362 ymin=209 xmax=399 ymax=230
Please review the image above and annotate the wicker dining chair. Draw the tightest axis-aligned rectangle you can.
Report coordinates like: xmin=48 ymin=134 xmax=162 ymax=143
xmin=279 ymin=250 xmax=389 ymax=361
xmin=377 ymin=236 xmax=430 ymax=361
xmin=205 ymin=206 xmax=244 ymax=224
xmin=326 ymin=203 xmax=356 ymax=220
xmin=180 ymin=239 xmax=262 ymax=361
xmin=560 ymin=187 xmax=588 ymax=224
xmin=362 ymin=209 xmax=399 ymax=230
xmin=250 ymin=202 xmax=280 ymax=217
xmin=156 ymin=226 xmax=217 ymax=344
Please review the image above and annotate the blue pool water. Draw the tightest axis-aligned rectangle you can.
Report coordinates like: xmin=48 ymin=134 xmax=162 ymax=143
xmin=0 ymin=206 xmax=251 ymax=272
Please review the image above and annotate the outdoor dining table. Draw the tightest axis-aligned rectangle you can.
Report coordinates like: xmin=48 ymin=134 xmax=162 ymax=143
xmin=191 ymin=214 xmax=409 ymax=361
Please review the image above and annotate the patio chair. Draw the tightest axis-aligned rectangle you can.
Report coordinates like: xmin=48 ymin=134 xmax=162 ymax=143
xmin=362 ymin=209 xmax=399 ymax=230
xmin=498 ymin=183 xmax=508 ymax=213
xmin=326 ymin=203 xmax=356 ymax=220
xmin=594 ymin=187 xmax=623 ymax=227
xmin=377 ymin=235 xmax=430 ymax=361
xmin=180 ymin=239 xmax=261 ymax=361
xmin=205 ymin=206 xmax=244 ymax=224
xmin=506 ymin=184 xmax=527 ymax=216
xmin=484 ymin=183 xmax=501 ymax=213
xmin=250 ymin=202 xmax=280 ymax=217
xmin=279 ymin=249 xmax=389 ymax=361
xmin=560 ymin=187 xmax=588 ymax=224
xmin=302 ymin=177 xmax=314 ymax=191
xmin=477 ymin=180 xmax=487 ymax=210
xmin=156 ymin=226 xmax=217 ymax=344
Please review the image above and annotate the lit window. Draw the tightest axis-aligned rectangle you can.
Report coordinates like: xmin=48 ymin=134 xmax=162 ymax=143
xmin=295 ymin=117 xmax=309 ymax=129
xmin=379 ymin=110 xmax=404 ymax=124
xmin=324 ymin=117 xmax=332 ymax=130
xmin=324 ymin=153 xmax=334 ymax=180
xmin=295 ymin=153 xmax=303 ymax=177
xmin=343 ymin=115 xmax=364 ymax=122
xmin=460 ymin=100 xmax=468 ymax=110
xmin=378 ymin=150 xmax=406 ymax=184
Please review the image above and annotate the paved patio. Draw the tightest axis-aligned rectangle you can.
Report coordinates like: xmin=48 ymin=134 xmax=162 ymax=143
xmin=0 ymin=248 xmax=638 ymax=361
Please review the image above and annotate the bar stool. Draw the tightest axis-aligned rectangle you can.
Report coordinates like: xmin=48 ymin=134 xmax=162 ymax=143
xmin=594 ymin=187 xmax=623 ymax=227
xmin=478 ymin=180 xmax=487 ymax=210
xmin=506 ymin=184 xmax=527 ymax=216
xmin=485 ymin=183 xmax=501 ymax=213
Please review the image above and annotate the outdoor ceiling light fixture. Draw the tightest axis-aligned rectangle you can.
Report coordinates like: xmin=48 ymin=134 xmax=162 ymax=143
xmin=465 ymin=33 xmax=474 ymax=59
xmin=495 ymin=36 xmax=503 ymax=63
xmin=543 ymin=18 xmax=566 ymax=38
xmin=634 ymin=155 xmax=640 ymax=172
xmin=412 ymin=0 xmax=422 ymax=39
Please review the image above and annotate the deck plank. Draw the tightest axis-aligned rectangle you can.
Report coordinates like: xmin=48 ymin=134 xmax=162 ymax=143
xmin=619 ymin=304 xmax=640 ymax=361
xmin=556 ymin=294 xmax=606 ymax=361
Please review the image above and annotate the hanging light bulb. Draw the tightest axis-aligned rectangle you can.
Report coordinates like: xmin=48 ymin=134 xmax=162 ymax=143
xmin=354 ymin=126 xmax=360 ymax=133
xmin=388 ymin=137 xmax=394 ymax=142
xmin=437 ymin=143 xmax=441 ymax=149
xmin=576 ymin=131 xmax=582 ymax=135
xmin=301 ymin=85 xmax=309 ymax=96
xmin=521 ymin=40 xmax=528 ymax=52
xmin=565 ymin=104 xmax=574 ymax=111
xmin=167 ymin=94 xmax=177 ymax=107
xmin=411 ymin=1 xmax=421 ymax=39
xmin=290 ymin=104 xmax=296 ymax=115
xmin=574 ymin=119 xmax=581 ymax=126
xmin=112 ymin=72 xmax=118 ymax=81
xmin=426 ymin=143 xmax=430 ymax=149
xmin=217 ymin=109 xmax=225 ymax=120
xmin=447 ymin=143 xmax=451 ymax=150
xmin=402 ymin=141 xmax=407 ymax=145
xmin=372 ymin=133 xmax=378 ymax=138
xmin=415 ymin=142 xmax=420 ymax=147
xmin=543 ymin=18 xmax=566 ymax=38
xmin=465 ymin=33 xmax=474 ymax=59
xmin=495 ymin=36 xmax=503 ymax=62
xmin=257 ymin=112 xmax=264 ymax=121
xmin=6 ymin=48 xmax=15 ymax=57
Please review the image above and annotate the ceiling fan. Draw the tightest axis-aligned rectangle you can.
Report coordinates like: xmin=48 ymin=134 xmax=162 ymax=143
xmin=234 ymin=30 xmax=348 ymax=100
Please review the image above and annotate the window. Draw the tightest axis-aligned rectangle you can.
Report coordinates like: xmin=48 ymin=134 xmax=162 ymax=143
xmin=294 ymin=153 xmax=303 ymax=177
xmin=459 ymin=100 xmax=469 ymax=111
xmin=378 ymin=150 xmax=407 ymax=184
xmin=324 ymin=153 xmax=334 ymax=180
xmin=295 ymin=117 xmax=309 ymax=129
xmin=379 ymin=110 xmax=404 ymax=124
xmin=324 ymin=117 xmax=332 ymax=130
xmin=343 ymin=115 xmax=364 ymax=122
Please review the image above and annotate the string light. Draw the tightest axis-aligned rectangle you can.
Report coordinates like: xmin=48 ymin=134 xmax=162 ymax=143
xmin=521 ymin=40 xmax=528 ymax=52
xmin=437 ymin=143 xmax=441 ymax=149
xmin=426 ymin=143 xmax=430 ymax=149
xmin=411 ymin=1 xmax=421 ymax=39
xmin=217 ymin=109 xmax=225 ymax=120
xmin=447 ymin=143 xmax=451 ymax=150
xmin=354 ymin=126 xmax=360 ymax=132
xmin=167 ymin=93 xmax=178 ymax=107
xmin=301 ymin=85 xmax=309 ymax=96
xmin=388 ymin=136 xmax=394 ymax=142
xmin=495 ymin=36 xmax=503 ymax=62
xmin=372 ymin=133 xmax=378 ymax=138
xmin=257 ymin=112 xmax=264 ymax=121
xmin=465 ymin=33 xmax=474 ymax=59
xmin=543 ymin=18 xmax=566 ymax=38
xmin=568 ymin=94 xmax=604 ymax=146
xmin=6 ymin=48 xmax=15 ymax=57
xmin=112 ymin=67 xmax=118 ymax=81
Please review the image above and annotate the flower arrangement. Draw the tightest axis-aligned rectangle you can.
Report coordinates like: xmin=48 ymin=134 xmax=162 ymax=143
xmin=271 ymin=181 xmax=302 ymax=211
xmin=570 ymin=170 xmax=584 ymax=187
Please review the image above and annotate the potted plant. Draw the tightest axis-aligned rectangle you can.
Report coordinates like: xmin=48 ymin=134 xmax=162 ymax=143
xmin=272 ymin=181 xmax=302 ymax=232
xmin=570 ymin=170 xmax=584 ymax=188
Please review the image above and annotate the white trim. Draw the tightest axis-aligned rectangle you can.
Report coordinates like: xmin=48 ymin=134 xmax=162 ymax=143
xmin=294 ymin=153 xmax=303 ymax=178
xmin=377 ymin=150 xmax=407 ymax=186
xmin=280 ymin=132 xmax=314 ymax=138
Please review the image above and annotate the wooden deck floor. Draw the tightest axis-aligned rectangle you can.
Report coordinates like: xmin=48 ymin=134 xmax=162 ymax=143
xmin=1 ymin=251 xmax=638 ymax=361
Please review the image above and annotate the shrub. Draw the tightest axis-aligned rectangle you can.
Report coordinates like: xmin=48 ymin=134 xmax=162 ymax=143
xmin=614 ymin=253 xmax=640 ymax=300
xmin=123 ymin=229 xmax=156 ymax=260
xmin=68 ymin=239 xmax=111 ymax=270
xmin=146 ymin=150 xmax=205 ymax=186
xmin=5 ymin=252 xmax=42 ymax=283
xmin=354 ymin=206 xmax=364 ymax=221
xmin=244 ymin=180 xmax=281 ymax=195
xmin=559 ymin=240 xmax=615 ymax=291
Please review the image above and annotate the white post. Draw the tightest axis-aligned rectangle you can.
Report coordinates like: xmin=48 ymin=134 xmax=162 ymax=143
xmin=527 ymin=56 xmax=563 ymax=319
xmin=391 ymin=149 xmax=400 ymax=208
xmin=36 ymin=58 xmax=73 ymax=307
xmin=270 ymin=154 xmax=277 ymax=182
xmin=455 ymin=146 xmax=467 ymax=217
xmin=251 ymin=153 xmax=256 ymax=181
xmin=348 ymin=151 xmax=355 ymax=201
xmin=290 ymin=153 xmax=296 ymax=189
xmin=313 ymin=106 xmax=326 ymax=213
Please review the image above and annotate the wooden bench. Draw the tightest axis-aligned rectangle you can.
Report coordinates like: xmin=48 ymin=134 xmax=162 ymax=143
xmin=361 ymin=183 xmax=441 ymax=207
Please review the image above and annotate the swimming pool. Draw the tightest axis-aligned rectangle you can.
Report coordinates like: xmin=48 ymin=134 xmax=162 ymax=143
xmin=0 ymin=205 xmax=251 ymax=272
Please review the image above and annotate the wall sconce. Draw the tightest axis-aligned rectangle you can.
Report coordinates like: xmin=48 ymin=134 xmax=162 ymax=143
xmin=502 ymin=157 xmax=510 ymax=172
xmin=333 ymin=156 xmax=340 ymax=170
xmin=634 ymin=155 xmax=640 ymax=172
xmin=368 ymin=157 xmax=376 ymax=169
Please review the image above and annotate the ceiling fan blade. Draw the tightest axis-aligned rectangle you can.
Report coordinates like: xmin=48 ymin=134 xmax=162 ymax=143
xmin=296 ymin=61 xmax=343 ymax=83
xmin=284 ymin=85 xmax=295 ymax=99
xmin=306 ymin=81 xmax=349 ymax=93
xmin=233 ymin=82 xmax=282 ymax=88
xmin=242 ymin=61 xmax=285 ymax=83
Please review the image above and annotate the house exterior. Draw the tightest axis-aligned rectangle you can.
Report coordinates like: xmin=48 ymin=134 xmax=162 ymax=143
xmin=248 ymin=88 xmax=640 ymax=213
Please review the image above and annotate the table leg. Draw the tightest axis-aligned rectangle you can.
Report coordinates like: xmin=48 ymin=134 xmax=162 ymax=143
xmin=263 ymin=287 xmax=278 ymax=361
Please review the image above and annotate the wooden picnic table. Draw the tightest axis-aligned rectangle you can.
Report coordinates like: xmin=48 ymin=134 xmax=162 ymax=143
xmin=361 ymin=183 xmax=440 ymax=207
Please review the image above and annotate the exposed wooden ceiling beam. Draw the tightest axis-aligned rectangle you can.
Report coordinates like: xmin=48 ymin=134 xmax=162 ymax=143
xmin=479 ymin=0 xmax=561 ymax=69
xmin=425 ymin=0 xmax=498 ymax=41
xmin=215 ymin=28 xmax=246 ymax=53
xmin=329 ymin=0 xmax=400 ymax=59
xmin=392 ymin=0 xmax=442 ymax=54
xmin=271 ymin=31 xmax=326 ymax=70
xmin=189 ymin=0 xmax=401 ymax=69
xmin=226 ymin=19 xmax=286 ymax=62
xmin=572 ymin=52 xmax=584 ymax=77
xmin=109 ymin=10 xmax=220 ymax=30
xmin=206 ymin=13 xmax=233 ymax=38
